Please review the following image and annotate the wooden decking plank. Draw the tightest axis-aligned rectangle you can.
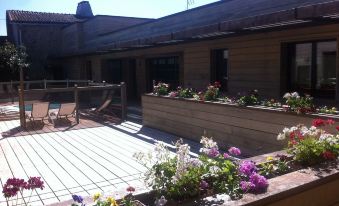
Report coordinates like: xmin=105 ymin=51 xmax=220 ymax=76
xmin=42 ymin=130 xmax=120 ymax=182
xmin=67 ymin=127 xmax=146 ymax=174
xmin=3 ymin=120 xmax=64 ymax=204
xmin=29 ymin=132 xmax=99 ymax=185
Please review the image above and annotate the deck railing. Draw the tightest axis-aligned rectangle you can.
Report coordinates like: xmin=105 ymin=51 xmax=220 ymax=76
xmin=19 ymin=83 xmax=127 ymax=124
xmin=0 ymin=80 xmax=110 ymax=103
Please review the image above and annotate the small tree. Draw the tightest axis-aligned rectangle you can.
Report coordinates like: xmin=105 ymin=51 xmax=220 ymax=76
xmin=0 ymin=41 xmax=29 ymax=81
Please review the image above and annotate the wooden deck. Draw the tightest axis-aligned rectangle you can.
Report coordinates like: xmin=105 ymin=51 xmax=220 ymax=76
xmin=0 ymin=117 xmax=200 ymax=206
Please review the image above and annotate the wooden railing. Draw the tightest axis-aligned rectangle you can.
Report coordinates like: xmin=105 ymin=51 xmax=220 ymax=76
xmin=15 ymin=82 xmax=127 ymax=127
xmin=0 ymin=80 xmax=111 ymax=103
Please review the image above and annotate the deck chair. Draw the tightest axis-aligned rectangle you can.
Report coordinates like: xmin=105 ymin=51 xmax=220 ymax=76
xmin=55 ymin=103 xmax=76 ymax=119
xmin=25 ymin=102 xmax=50 ymax=123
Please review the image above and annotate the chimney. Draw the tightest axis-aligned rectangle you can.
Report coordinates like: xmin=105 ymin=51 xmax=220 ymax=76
xmin=76 ymin=1 xmax=93 ymax=18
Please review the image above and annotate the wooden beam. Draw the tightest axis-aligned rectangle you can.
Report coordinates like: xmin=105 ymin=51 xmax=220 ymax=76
xmin=172 ymin=23 xmax=220 ymax=39
xmin=220 ymin=9 xmax=296 ymax=31
xmin=297 ymin=1 xmax=339 ymax=19
xmin=144 ymin=34 xmax=173 ymax=44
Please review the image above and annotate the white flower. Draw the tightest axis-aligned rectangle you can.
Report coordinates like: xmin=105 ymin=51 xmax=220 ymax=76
xmin=155 ymin=196 xmax=167 ymax=206
xmin=200 ymin=136 xmax=218 ymax=150
xmin=173 ymin=143 xmax=191 ymax=182
xmin=291 ymin=92 xmax=300 ymax=98
xmin=277 ymin=133 xmax=286 ymax=140
xmin=283 ymin=93 xmax=291 ymax=99
xmin=209 ymin=166 xmax=221 ymax=174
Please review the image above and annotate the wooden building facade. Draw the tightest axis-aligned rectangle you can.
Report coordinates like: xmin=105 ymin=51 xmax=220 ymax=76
xmin=6 ymin=0 xmax=339 ymax=102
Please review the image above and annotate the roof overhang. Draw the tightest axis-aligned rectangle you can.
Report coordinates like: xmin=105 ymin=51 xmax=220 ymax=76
xmin=59 ymin=0 xmax=339 ymax=57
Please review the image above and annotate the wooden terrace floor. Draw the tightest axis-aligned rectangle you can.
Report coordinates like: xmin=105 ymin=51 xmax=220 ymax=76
xmin=0 ymin=116 xmax=200 ymax=205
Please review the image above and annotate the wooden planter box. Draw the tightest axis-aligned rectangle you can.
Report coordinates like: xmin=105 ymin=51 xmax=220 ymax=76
xmin=142 ymin=94 xmax=339 ymax=156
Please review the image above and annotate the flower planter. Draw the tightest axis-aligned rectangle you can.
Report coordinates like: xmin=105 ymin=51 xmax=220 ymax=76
xmin=142 ymin=94 xmax=339 ymax=156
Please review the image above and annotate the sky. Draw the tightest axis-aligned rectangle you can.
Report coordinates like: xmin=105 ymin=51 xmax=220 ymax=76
xmin=0 ymin=0 xmax=220 ymax=35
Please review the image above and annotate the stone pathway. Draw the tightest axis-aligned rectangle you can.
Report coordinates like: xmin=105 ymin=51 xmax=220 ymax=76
xmin=0 ymin=119 xmax=200 ymax=205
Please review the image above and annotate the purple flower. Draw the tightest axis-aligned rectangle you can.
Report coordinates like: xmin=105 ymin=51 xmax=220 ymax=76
xmin=200 ymin=180 xmax=209 ymax=190
xmin=249 ymin=173 xmax=268 ymax=192
xmin=240 ymin=181 xmax=255 ymax=192
xmin=2 ymin=178 xmax=27 ymax=198
xmin=228 ymin=147 xmax=241 ymax=156
xmin=239 ymin=161 xmax=257 ymax=177
xmin=223 ymin=153 xmax=230 ymax=159
xmin=27 ymin=177 xmax=44 ymax=190
xmin=72 ymin=194 xmax=84 ymax=204
xmin=208 ymin=147 xmax=220 ymax=158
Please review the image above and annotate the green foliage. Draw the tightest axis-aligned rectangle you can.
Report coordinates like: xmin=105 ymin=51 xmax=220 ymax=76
xmin=0 ymin=41 xmax=29 ymax=71
xmin=261 ymin=99 xmax=281 ymax=107
xmin=317 ymin=106 xmax=338 ymax=114
xmin=153 ymin=82 xmax=169 ymax=96
xmin=204 ymin=82 xmax=221 ymax=101
xmin=278 ymin=122 xmax=339 ymax=166
xmin=283 ymin=92 xmax=315 ymax=114
xmin=290 ymin=138 xmax=324 ymax=165
xmin=237 ymin=90 xmax=259 ymax=106
xmin=257 ymin=156 xmax=291 ymax=178
xmin=177 ymin=87 xmax=194 ymax=98
xmin=134 ymin=138 xmax=243 ymax=203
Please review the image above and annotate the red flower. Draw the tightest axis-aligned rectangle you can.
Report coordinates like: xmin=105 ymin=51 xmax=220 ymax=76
xmin=289 ymin=132 xmax=295 ymax=140
xmin=336 ymin=126 xmax=339 ymax=132
xmin=312 ymin=119 xmax=326 ymax=127
xmin=126 ymin=186 xmax=135 ymax=193
xmin=326 ymin=119 xmax=335 ymax=125
xmin=322 ymin=151 xmax=336 ymax=160
xmin=214 ymin=81 xmax=221 ymax=88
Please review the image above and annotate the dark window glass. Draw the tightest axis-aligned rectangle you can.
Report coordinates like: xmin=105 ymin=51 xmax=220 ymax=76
xmin=291 ymin=43 xmax=312 ymax=93
xmin=316 ymin=42 xmax=336 ymax=97
xmin=147 ymin=56 xmax=179 ymax=89
xmin=289 ymin=41 xmax=336 ymax=98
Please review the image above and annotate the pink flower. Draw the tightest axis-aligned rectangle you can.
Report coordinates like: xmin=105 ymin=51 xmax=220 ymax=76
xmin=327 ymin=119 xmax=335 ymax=125
xmin=207 ymin=147 xmax=220 ymax=158
xmin=223 ymin=153 xmax=230 ymax=159
xmin=228 ymin=147 xmax=241 ymax=156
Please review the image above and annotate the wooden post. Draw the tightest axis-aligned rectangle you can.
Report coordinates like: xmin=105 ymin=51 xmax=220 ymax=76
xmin=66 ymin=79 xmax=69 ymax=88
xmin=121 ymin=82 xmax=127 ymax=121
xmin=10 ymin=80 xmax=14 ymax=104
xmin=74 ymin=84 xmax=80 ymax=124
xmin=19 ymin=68 xmax=26 ymax=128
xmin=44 ymin=79 xmax=47 ymax=89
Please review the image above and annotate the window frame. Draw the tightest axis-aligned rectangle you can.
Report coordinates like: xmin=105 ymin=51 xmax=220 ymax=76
xmin=285 ymin=39 xmax=337 ymax=99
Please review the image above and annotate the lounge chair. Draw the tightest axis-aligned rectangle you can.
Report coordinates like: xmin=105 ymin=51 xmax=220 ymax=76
xmin=55 ymin=103 xmax=76 ymax=119
xmin=25 ymin=102 xmax=50 ymax=123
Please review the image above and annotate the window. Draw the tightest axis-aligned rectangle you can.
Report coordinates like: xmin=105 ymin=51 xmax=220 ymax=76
xmin=288 ymin=40 xmax=337 ymax=98
xmin=85 ymin=61 xmax=92 ymax=80
xmin=211 ymin=49 xmax=228 ymax=91
xmin=147 ymin=56 xmax=180 ymax=90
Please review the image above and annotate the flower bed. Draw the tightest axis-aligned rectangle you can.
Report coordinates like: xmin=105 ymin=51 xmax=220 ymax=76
xmin=142 ymin=94 xmax=339 ymax=156
xmin=41 ymin=128 xmax=338 ymax=206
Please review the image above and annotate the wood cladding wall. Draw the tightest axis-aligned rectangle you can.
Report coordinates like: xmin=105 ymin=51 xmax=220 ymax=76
xmin=64 ymin=24 xmax=339 ymax=99
xmin=142 ymin=95 xmax=339 ymax=156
